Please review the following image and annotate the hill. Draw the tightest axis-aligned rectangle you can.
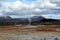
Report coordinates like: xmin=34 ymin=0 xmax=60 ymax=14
xmin=0 ymin=16 xmax=60 ymax=25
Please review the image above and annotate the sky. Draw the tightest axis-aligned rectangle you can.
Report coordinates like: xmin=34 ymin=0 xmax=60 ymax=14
xmin=0 ymin=0 xmax=60 ymax=19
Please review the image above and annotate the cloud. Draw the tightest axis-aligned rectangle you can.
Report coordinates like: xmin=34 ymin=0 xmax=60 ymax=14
xmin=0 ymin=0 xmax=60 ymax=18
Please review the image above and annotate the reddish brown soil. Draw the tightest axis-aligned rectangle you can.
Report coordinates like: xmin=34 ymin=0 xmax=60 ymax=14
xmin=0 ymin=25 xmax=60 ymax=33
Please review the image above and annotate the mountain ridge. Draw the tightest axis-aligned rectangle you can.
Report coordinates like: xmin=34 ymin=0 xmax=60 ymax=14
xmin=0 ymin=16 xmax=60 ymax=25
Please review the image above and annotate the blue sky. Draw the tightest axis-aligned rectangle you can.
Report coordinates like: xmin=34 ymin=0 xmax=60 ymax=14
xmin=20 ymin=0 xmax=36 ymax=2
xmin=0 ymin=0 xmax=60 ymax=19
xmin=8 ymin=0 xmax=15 ymax=2
xmin=8 ymin=0 xmax=36 ymax=3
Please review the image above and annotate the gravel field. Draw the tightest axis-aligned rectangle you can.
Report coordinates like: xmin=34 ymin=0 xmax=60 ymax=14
xmin=0 ymin=25 xmax=60 ymax=40
xmin=0 ymin=31 xmax=60 ymax=40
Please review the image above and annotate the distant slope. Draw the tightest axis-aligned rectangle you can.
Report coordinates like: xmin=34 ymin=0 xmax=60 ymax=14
xmin=31 ymin=16 xmax=45 ymax=23
xmin=0 ymin=16 xmax=60 ymax=25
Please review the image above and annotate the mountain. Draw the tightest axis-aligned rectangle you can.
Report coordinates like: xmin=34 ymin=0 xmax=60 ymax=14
xmin=0 ymin=16 xmax=46 ymax=24
xmin=14 ymin=18 xmax=29 ymax=23
xmin=0 ymin=16 xmax=13 ymax=22
xmin=39 ymin=19 xmax=60 ymax=25
xmin=0 ymin=16 xmax=60 ymax=25
xmin=0 ymin=16 xmax=28 ymax=23
xmin=40 ymin=18 xmax=60 ymax=22
xmin=31 ymin=16 xmax=45 ymax=23
xmin=0 ymin=16 xmax=12 ymax=19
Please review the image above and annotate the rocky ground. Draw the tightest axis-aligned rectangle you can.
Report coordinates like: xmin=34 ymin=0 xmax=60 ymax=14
xmin=0 ymin=31 xmax=60 ymax=40
xmin=0 ymin=25 xmax=60 ymax=40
